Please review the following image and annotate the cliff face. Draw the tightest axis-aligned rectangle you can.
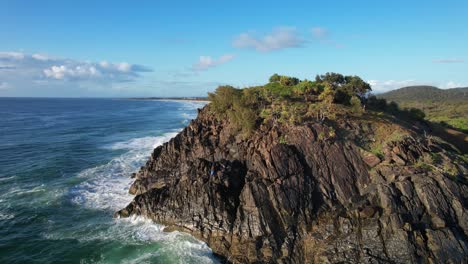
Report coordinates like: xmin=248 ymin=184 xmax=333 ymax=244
xmin=116 ymin=107 xmax=468 ymax=263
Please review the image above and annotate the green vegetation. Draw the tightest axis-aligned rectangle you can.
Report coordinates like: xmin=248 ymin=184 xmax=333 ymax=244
xmin=207 ymin=72 xmax=433 ymax=137
xmin=208 ymin=73 xmax=367 ymax=133
xmin=366 ymin=95 xmax=426 ymax=121
xmin=378 ymin=86 xmax=468 ymax=132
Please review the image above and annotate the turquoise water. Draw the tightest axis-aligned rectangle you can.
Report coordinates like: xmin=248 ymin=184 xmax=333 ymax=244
xmin=0 ymin=98 xmax=218 ymax=264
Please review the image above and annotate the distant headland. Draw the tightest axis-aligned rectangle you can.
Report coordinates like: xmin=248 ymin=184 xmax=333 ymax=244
xmin=128 ymin=97 xmax=209 ymax=102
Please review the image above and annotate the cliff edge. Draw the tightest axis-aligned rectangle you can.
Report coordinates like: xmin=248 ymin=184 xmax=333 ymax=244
xmin=116 ymin=108 xmax=466 ymax=263
xmin=116 ymin=74 xmax=467 ymax=263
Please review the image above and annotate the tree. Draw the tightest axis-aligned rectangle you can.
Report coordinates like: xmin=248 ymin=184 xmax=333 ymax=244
xmin=408 ymin=108 xmax=425 ymax=120
xmin=279 ymin=75 xmax=300 ymax=86
xmin=387 ymin=101 xmax=399 ymax=115
xmin=317 ymin=83 xmax=336 ymax=121
xmin=366 ymin=95 xmax=387 ymax=111
xmin=293 ymin=80 xmax=320 ymax=101
xmin=315 ymin=72 xmax=372 ymax=103
xmin=269 ymin=73 xmax=281 ymax=83
xmin=316 ymin=72 xmax=345 ymax=87
xmin=343 ymin=76 xmax=372 ymax=99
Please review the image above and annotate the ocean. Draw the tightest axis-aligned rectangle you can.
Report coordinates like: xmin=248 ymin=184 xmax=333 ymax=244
xmin=0 ymin=98 xmax=219 ymax=264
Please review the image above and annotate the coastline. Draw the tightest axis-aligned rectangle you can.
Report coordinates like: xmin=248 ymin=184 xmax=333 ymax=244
xmin=128 ymin=97 xmax=210 ymax=103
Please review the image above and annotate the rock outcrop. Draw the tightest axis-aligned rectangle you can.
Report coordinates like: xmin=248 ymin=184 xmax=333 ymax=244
xmin=116 ymin=107 xmax=468 ymax=263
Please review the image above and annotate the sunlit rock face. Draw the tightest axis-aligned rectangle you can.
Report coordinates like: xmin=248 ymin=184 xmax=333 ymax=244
xmin=117 ymin=106 xmax=468 ymax=263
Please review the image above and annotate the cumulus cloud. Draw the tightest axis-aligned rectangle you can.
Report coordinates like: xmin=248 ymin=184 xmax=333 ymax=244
xmin=432 ymin=58 xmax=464 ymax=63
xmin=439 ymin=81 xmax=465 ymax=88
xmin=0 ymin=51 xmax=152 ymax=90
xmin=43 ymin=61 xmax=151 ymax=81
xmin=192 ymin=54 xmax=235 ymax=71
xmin=233 ymin=27 xmax=304 ymax=52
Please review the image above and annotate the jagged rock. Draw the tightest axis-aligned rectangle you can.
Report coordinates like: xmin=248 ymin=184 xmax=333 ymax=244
xmin=116 ymin=106 xmax=468 ymax=263
xmin=361 ymin=151 xmax=381 ymax=168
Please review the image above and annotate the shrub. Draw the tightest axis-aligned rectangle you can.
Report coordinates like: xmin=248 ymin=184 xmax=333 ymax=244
xmin=208 ymin=85 xmax=242 ymax=116
xmin=269 ymin=73 xmax=281 ymax=83
xmin=207 ymin=72 xmax=376 ymax=136
xmin=350 ymin=96 xmax=364 ymax=115
xmin=408 ymin=108 xmax=425 ymax=120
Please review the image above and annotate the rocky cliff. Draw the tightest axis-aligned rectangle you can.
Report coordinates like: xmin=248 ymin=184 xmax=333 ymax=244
xmin=116 ymin=107 xmax=467 ymax=263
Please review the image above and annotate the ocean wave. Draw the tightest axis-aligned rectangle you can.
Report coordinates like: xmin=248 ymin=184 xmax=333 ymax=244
xmin=106 ymin=132 xmax=179 ymax=150
xmin=0 ymin=175 xmax=16 ymax=182
xmin=42 ymin=215 xmax=218 ymax=263
xmin=71 ymin=132 xmax=178 ymax=211
xmin=68 ymin=109 xmax=217 ymax=263
xmin=3 ymin=184 xmax=46 ymax=197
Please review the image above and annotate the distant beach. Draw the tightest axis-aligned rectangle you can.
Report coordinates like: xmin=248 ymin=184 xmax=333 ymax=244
xmin=128 ymin=97 xmax=210 ymax=103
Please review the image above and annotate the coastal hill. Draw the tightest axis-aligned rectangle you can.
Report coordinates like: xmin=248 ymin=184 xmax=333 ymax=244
xmin=379 ymin=85 xmax=468 ymax=102
xmin=116 ymin=73 xmax=467 ymax=263
xmin=378 ymin=86 xmax=468 ymax=133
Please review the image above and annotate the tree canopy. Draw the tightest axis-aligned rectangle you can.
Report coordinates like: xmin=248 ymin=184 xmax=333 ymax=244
xmin=207 ymin=72 xmax=425 ymax=136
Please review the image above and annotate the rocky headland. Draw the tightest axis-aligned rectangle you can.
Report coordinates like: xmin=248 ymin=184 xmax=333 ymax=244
xmin=116 ymin=73 xmax=467 ymax=263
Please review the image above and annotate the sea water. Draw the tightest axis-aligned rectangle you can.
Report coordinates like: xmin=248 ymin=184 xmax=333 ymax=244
xmin=0 ymin=98 xmax=218 ymax=263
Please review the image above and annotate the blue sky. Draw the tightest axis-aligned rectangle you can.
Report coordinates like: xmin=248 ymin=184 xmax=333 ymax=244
xmin=0 ymin=0 xmax=467 ymax=97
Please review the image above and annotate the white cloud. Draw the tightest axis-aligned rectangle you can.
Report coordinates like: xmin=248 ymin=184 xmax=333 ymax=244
xmin=192 ymin=54 xmax=235 ymax=71
xmin=0 ymin=51 xmax=25 ymax=60
xmin=233 ymin=27 xmax=303 ymax=52
xmin=439 ymin=81 xmax=465 ymax=89
xmin=32 ymin=53 xmax=51 ymax=61
xmin=432 ymin=58 xmax=464 ymax=63
xmin=0 ymin=51 xmax=152 ymax=87
xmin=43 ymin=65 xmax=100 ymax=80
xmin=367 ymin=80 xmax=420 ymax=93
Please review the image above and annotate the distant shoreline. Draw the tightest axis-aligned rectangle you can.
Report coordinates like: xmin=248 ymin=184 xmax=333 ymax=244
xmin=128 ymin=97 xmax=210 ymax=103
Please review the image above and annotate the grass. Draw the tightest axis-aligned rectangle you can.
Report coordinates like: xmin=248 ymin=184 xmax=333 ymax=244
xmin=391 ymin=100 xmax=468 ymax=133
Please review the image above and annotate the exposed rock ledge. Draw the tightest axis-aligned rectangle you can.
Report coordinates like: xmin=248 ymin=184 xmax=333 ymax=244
xmin=116 ymin=107 xmax=467 ymax=263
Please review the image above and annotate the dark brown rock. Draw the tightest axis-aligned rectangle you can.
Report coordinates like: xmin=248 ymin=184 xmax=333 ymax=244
xmin=362 ymin=151 xmax=381 ymax=168
xmin=116 ymin=107 xmax=468 ymax=263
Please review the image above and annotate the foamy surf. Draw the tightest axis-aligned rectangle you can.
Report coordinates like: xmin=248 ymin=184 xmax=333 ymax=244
xmin=71 ymin=132 xmax=178 ymax=211
xmin=107 ymin=132 xmax=179 ymax=151
xmin=117 ymin=216 xmax=217 ymax=264
xmin=69 ymin=126 xmax=219 ymax=263
xmin=0 ymin=98 xmax=214 ymax=263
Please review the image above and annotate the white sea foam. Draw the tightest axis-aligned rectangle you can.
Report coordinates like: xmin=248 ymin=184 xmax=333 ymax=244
xmin=0 ymin=175 xmax=16 ymax=182
xmin=105 ymin=216 xmax=217 ymax=263
xmin=69 ymin=101 xmax=217 ymax=263
xmin=42 ymin=215 xmax=218 ymax=263
xmin=71 ymin=132 xmax=178 ymax=211
xmin=3 ymin=184 xmax=46 ymax=197
xmin=107 ymin=132 xmax=179 ymax=150
xmin=0 ymin=212 xmax=14 ymax=220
